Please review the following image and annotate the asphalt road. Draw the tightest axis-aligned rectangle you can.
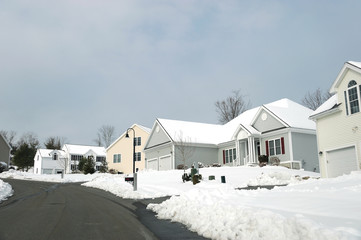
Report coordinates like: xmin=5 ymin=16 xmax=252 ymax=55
xmin=0 ymin=179 xmax=208 ymax=240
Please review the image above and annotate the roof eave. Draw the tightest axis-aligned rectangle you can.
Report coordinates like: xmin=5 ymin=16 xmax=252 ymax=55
xmin=309 ymin=107 xmax=342 ymax=121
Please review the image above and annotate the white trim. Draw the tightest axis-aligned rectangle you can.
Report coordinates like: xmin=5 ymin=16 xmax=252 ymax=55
xmin=172 ymin=144 xmax=175 ymax=170
xmin=288 ymin=131 xmax=294 ymax=161
xmin=330 ymin=62 xmax=361 ymax=93
xmin=146 ymin=157 xmax=158 ymax=171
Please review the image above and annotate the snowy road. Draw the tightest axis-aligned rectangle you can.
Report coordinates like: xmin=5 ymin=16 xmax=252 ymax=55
xmin=0 ymin=179 xmax=207 ymax=240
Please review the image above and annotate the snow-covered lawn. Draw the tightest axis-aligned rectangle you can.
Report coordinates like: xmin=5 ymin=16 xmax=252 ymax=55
xmin=1 ymin=166 xmax=360 ymax=239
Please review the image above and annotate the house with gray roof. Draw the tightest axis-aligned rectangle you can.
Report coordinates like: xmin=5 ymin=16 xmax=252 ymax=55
xmin=144 ymin=98 xmax=319 ymax=172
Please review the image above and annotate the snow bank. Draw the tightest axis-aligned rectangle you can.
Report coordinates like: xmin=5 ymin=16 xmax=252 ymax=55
xmin=0 ymin=169 xmax=105 ymax=183
xmin=147 ymin=188 xmax=347 ymax=240
xmin=148 ymin=172 xmax=361 ymax=240
xmin=0 ymin=179 xmax=13 ymax=203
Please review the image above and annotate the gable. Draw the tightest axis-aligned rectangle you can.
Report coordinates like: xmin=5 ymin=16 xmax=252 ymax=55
xmin=331 ymin=61 xmax=361 ymax=94
xmin=252 ymin=109 xmax=285 ymax=133
xmin=144 ymin=122 xmax=172 ymax=149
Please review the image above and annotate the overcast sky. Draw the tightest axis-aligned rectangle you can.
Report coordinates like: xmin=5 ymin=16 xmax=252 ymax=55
xmin=1 ymin=0 xmax=361 ymax=146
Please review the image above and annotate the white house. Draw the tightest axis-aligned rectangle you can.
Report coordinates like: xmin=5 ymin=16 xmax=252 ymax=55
xmin=144 ymin=98 xmax=319 ymax=172
xmin=34 ymin=149 xmax=67 ymax=174
xmin=310 ymin=61 xmax=361 ymax=178
xmin=34 ymin=144 xmax=106 ymax=174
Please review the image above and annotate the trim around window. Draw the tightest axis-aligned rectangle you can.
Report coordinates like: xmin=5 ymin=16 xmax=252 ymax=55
xmin=266 ymin=137 xmax=285 ymax=156
xmin=344 ymin=80 xmax=361 ymax=115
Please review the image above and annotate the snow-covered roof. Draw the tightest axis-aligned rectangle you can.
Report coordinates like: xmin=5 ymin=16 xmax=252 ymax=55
xmin=37 ymin=149 xmax=66 ymax=158
xmin=137 ymin=124 xmax=152 ymax=133
xmin=157 ymin=98 xmax=315 ymax=145
xmin=158 ymin=118 xmax=224 ymax=145
xmin=309 ymin=94 xmax=340 ymax=120
xmin=263 ymin=98 xmax=316 ymax=130
xmin=348 ymin=61 xmax=361 ymax=69
xmin=63 ymin=144 xmax=106 ymax=156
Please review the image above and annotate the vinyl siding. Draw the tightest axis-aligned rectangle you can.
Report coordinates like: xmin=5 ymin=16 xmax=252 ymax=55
xmin=253 ymin=109 xmax=285 ymax=133
xmin=174 ymin=145 xmax=218 ymax=168
xmin=291 ymin=132 xmax=319 ymax=172
xmin=0 ymin=136 xmax=10 ymax=166
xmin=106 ymin=125 xmax=149 ymax=174
xmin=316 ymin=69 xmax=361 ymax=177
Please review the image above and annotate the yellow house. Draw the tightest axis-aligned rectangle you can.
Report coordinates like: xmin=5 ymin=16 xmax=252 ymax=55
xmin=106 ymin=124 xmax=151 ymax=174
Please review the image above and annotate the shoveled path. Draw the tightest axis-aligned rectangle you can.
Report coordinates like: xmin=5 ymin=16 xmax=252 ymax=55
xmin=0 ymin=179 xmax=208 ymax=240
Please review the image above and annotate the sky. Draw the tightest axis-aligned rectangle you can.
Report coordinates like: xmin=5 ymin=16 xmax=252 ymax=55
xmin=1 ymin=0 xmax=361 ymax=147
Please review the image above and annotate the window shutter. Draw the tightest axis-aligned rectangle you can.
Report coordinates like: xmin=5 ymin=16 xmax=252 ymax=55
xmin=265 ymin=141 xmax=269 ymax=156
xmin=223 ymin=150 xmax=225 ymax=164
xmin=281 ymin=137 xmax=285 ymax=154
xmin=344 ymin=91 xmax=349 ymax=115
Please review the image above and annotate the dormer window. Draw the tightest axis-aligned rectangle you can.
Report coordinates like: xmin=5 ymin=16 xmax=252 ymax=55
xmin=345 ymin=80 xmax=360 ymax=115
xmin=53 ymin=153 xmax=58 ymax=160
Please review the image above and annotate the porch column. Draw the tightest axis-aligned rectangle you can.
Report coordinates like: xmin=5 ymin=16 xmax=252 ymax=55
xmin=248 ymin=137 xmax=256 ymax=164
xmin=235 ymin=140 xmax=240 ymax=166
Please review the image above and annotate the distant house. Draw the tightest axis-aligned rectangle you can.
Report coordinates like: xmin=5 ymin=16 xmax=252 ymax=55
xmin=106 ymin=124 xmax=151 ymax=174
xmin=34 ymin=144 xmax=106 ymax=174
xmin=0 ymin=133 xmax=11 ymax=170
xmin=310 ymin=61 xmax=361 ymax=178
xmin=144 ymin=98 xmax=319 ymax=172
xmin=34 ymin=149 xmax=67 ymax=174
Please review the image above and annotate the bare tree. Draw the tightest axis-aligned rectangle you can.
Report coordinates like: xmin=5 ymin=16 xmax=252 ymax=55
xmin=215 ymin=90 xmax=251 ymax=124
xmin=174 ymin=131 xmax=195 ymax=172
xmin=57 ymin=154 xmax=69 ymax=174
xmin=94 ymin=125 xmax=116 ymax=148
xmin=302 ymin=88 xmax=333 ymax=110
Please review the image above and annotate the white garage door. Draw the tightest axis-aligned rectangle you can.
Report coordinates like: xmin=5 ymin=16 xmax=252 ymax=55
xmin=159 ymin=155 xmax=172 ymax=171
xmin=326 ymin=146 xmax=358 ymax=178
xmin=147 ymin=159 xmax=158 ymax=171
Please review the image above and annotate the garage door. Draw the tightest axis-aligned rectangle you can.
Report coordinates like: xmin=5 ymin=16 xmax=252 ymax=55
xmin=326 ymin=146 xmax=358 ymax=178
xmin=159 ymin=155 xmax=172 ymax=171
xmin=147 ymin=159 xmax=158 ymax=171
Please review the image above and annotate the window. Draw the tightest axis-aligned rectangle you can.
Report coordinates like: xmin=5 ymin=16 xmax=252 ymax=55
xmin=266 ymin=138 xmax=285 ymax=156
xmin=96 ymin=156 xmax=105 ymax=162
xmin=113 ymin=154 xmax=121 ymax=163
xmin=71 ymin=155 xmax=82 ymax=161
xmin=71 ymin=164 xmax=77 ymax=171
xmin=134 ymin=152 xmax=141 ymax=161
xmin=53 ymin=153 xmax=58 ymax=160
xmin=134 ymin=137 xmax=141 ymax=146
xmin=223 ymin=148 xmax=236 ymax=164
xmin=344 ymin=80 xmax=360 ymax=115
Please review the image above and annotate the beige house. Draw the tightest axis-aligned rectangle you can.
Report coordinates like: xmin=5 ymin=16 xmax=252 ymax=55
xmin=310 ymin=61 xmax=361 ymax=178
xmin=106 ymin=124 xmax=151 ymax=174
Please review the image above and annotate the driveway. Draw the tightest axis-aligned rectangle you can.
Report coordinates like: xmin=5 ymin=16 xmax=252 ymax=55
xmin=0 ymin=179 xmax=207 ymax=240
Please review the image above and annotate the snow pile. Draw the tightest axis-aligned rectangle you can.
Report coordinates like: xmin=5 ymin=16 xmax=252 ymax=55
xmin=82 ymin=174 xmax=169 ymax=199
xmin=82 ymin=166 xmax=319 ymax=199
xmin=0 ymin=179 xmax=13 ymax=203
xmin=0 ymin=169 xmax=103 ymax=183
xmin=147 ymin=173 xmax=361 ymax=239
xmin=148 ymin=188 xmax=346 ymax=240
xmin=246 ymin=171 xmax=303 ymax=186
